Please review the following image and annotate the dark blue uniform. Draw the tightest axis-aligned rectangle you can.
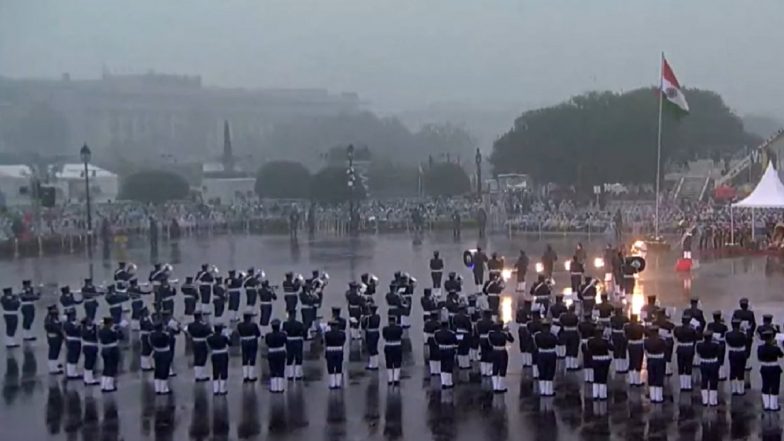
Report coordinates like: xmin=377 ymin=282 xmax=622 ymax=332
xmin=759 ymin=339 xmax=784 ymax=411
xmin=624 ymin=319 xmax=645 ymax=386
xmin=207 ymin=329 xmax=231 ymax=394
xmin=63 ymin=317 xmax=82 ymax=379
xmin=424 ymin=315 xmax=441 ymax=374
xmin=324 ymin=326 xmax=347 ymax=389
xmin=105 ymin=289 xmax=129 ymax=327
xmin=1 ymin=289 xmax=21 ymax=347
xmin=696 ymin=334 xmax=720 ymax=406
xmin=81 ymin=281 xmax=101 ymax=322
xmin=674 ymin=318 xmax=697 ymax=391
xmin=181 ymin=278 xmax=198 ymax=316
xmin=45 ymin=310 xmax=64 ymax=374
xmin=587 ymin=331 xmax=613 ymax=399
xmin=434 ymin=325 xmax=457 ymax=388
xmin=98 ymin=323 xmax=122 ymax=391
xmin=212 ymin=279 xmax=226 ymax=319
xmin=81 ymin=320 xmax=100 ymax=385
xmin=383 ymin=321 xmax=404 ymax=384
xmin=243 ymin=272 xmax=260 ymax=307
xmin=726 ymin=323 xmax=749 ymax=395
xmin=150 ymin=327 xmax=173 ymax=385
xmin=20 ymin=283 xmax=40 ymax=340
xmin=128 ymin=282 xmax=150 ymax=329
xmin=265 ymin=327 xmax=288 ymax=392
xmin=644 ymin=328 xmax=666 ymax=403
xmin=59 ymin=288 xmax=82 ymax=319
xmin=362 ymin=311 xmax=381 ymax=369
xmin=226 ymin=271 xmax=243 ymax=320
xmin=196 ymin=267 xmax=214 ymax=313
xmin=258 ymin=284 xmax=277 ymax=327
xmin=489 ymin=324 xmax=514 ymax=392
xmin=283 ymin=275 xmax=301 ymax=316
xmin=237 ymin=317 xmax=261 ymax=381
xmin=187 ymin=318 xmax=212 ymax=381
xmin=139 ymin=313 xmax=154 ymax=371
xmin=534 ymin=325 xmax=558 ymax=396
xmin=283 ymin=317 xmax=306 ymax=379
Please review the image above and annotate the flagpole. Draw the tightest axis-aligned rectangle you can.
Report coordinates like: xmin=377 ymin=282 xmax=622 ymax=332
xmin=654 ymin=52 xmax=664 ymax=239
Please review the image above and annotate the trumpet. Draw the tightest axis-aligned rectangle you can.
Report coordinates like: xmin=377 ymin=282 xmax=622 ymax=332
xmin=127 ymin=262 xmax=138 ymax=276
xmin=162 ymin=263 xmax=174 ymax=275
xmin=295 ymin=273 xmax=305 ymax=284
xmin=209 ymin=264 xmax=220 ymax=276
xmin=237 ymin=271 xmax=247 ymax=280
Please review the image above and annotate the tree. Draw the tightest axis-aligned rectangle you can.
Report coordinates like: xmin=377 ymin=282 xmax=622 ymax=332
xmin=310 ymin=166 xmax=366 ymax=204
xmin=255 ymin=161 xmax=311 ymax=199
xmin=367 ymin=161 xmax=419 ymax=198
xmin=423 ymin=162 xmax=471 ymax=197
xmin=119 ymin=170 xmax=190 ymax=204
xmin=490 ymin=88 xmax=761 ymax=190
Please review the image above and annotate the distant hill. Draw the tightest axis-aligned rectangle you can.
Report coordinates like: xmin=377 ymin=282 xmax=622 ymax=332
xmin=744 ymin=114 xmax=783 ymax=138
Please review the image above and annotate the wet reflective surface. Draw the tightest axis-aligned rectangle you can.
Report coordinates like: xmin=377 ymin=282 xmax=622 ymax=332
xmin=2 ymin=232 xmax=784 ymax=440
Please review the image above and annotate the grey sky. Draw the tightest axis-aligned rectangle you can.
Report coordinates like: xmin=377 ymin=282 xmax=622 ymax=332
xmin=1 ymin=0 xmax=783 ymax=117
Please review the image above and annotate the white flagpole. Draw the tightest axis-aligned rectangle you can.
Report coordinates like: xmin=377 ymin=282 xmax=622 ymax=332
xmin=654 ymin=52 xmax=664 ymax=239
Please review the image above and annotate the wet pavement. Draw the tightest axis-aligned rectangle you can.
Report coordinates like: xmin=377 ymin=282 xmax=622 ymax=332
xmin=1 ymin=231 xmax=784 ymax=440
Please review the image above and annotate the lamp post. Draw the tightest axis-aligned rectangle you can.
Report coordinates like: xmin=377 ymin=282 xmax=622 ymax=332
xmin=475 ymin=148 xmax=482 ymax=199
xmin=346 ymin=144 xmax=356 ymax=234
xmin=80 ymin=144 xmax=93 ymax=253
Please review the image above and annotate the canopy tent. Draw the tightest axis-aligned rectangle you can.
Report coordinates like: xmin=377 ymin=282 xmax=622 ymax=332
xmin=733 ymin=161 xmax=784 ymax=208
xmin=730 ymin=161 xmax=784 ymax=242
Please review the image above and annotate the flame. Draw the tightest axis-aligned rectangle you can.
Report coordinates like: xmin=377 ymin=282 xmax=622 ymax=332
xmin=535 ymin=262 xmax=544 ymax=273
xmin=594 ymin=257 xmax=604 ymax=269
xmin=501 ymin=295 xmax=513 ymax=324
xmin=501 ymin=268 xmax=513 ymax=281
xmin=564 ymin=261 xmax=571 ymax=271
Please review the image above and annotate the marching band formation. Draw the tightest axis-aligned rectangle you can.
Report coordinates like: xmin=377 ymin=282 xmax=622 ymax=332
xmin=1 ymin=245 xmax=783 ymax=413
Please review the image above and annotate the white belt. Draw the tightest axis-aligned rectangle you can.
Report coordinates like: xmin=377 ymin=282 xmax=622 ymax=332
xmin=287 ymin=336 xmax=304 ymax=341
xmin=65 ymin=336 xmax=81 ymax=342
xmin=47 ymin=333 xmax=60 ymax=338
xmin=581 ymin=339 xmax=589 ymax=344
xmin=326 ymin=346 xmax=343 ymax=352
xmin=700 ymin=358 xmax=718 ymax=363
xmin=139 ymin=331 xmax=150 ymax=336
xmin=479 ymin=334 xmax=489 ymax=339
xmin=240 ymin=336 xmax=257 ymax=341
xmin=628 ymin=339 xmax=643 ymax=345
xmin=761 ymin=361 xmax=780 ymax=367
xmin=101 ymin=342 xmax=118 ymax=348
xmin=714 ymin=337 xmax=725 ymax=342
xmin=228 ymin=289 xmax=241 ymax=293
xmin=82 ymin=342 xmax=97 ymax=347
xmin=487 ymin=294 xmax=499 ymax=298
xmin=646 ymin=353 xmax=664 ymax=359
xmin=538 ymin=348 xmax=556 ymax=353
xmin=438 ymin=344 xmax=455 ymax=350
xmin=260 ymin=302 xmax=272 ymax=305
xmin=563 ymin=326 xmax=578 ymax=331
xmin=385 ymin=341 xmax=401 ymax=346
xmin=728 ymin=347 xmax=746 ymax=352
xmin=493 ymin=345 xmax=507 ymax=350
xmin=21 ymin=302 xmax=35 ymax=306
xmin=366 ymin=328 xmax=379 ymax=333
xmin=191 ymin=337 xmax=207 ymax=343
xmin=211 ymin=348 xmax=228 ymax=355
xmin=431 ymin=270 xmax=443 ymax=273
xmin=153 ymin=347 xmax=170 ymax=353
xmin=677 ymin=342 xmax=693 ymax=347
xmin=612 ymin=330 xmax=625 ymax=334
xmin=268 ymin=347 xmax=285 ymax=353
xmin=593 ymin=355 xmax=611 ymax=361
xmin=199 ymin=282 xmax=212 ymax=286
xmin=570 ymin=272 xmax=583 ymax=276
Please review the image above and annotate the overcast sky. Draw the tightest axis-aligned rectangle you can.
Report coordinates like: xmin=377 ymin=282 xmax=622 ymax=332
xmin=1 ymin=0 xmax=783 ymax=117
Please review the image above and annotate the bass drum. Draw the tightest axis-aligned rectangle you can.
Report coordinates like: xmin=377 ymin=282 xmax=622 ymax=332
xmin=626 ymin=256 xmax=646 ymax=273
xmin=463 ymin=250 xmax=475 ymax=269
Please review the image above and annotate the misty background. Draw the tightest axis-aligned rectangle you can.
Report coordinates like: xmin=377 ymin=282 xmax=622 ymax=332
xmin=1 ymin=0 xmax=783 ymax=171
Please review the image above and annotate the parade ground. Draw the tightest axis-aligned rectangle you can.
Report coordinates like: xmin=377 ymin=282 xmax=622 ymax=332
xmin=1 ymin=231 xmax=783 ymax=441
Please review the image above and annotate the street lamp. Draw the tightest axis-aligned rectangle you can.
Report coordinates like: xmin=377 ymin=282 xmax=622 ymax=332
xmin=475 ymin=148 xmax=482 ymax=199
xmin=346 ymin=144 xmax=356 ymax=234
xmin=80 ymin=144 xmax=93 ymax=250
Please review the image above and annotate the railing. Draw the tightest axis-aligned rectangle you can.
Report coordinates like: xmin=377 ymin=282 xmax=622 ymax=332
xmin=699 ymin=176 xmax=712 ymax=202
xmin=671 ymin=177 xmax=685 ymax=201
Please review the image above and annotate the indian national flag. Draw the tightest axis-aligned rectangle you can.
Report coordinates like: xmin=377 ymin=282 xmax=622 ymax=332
xmin=661 ymin=56 xmax=689 ymax=113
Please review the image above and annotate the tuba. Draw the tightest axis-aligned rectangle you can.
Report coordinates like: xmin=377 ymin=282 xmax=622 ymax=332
xmin=208 ymin=264 xmax=220 ymax=276
xmin=162 ymin=263 xmax=174 ymax=275
xmin=127 ymin=262 xmax=138 ymax=276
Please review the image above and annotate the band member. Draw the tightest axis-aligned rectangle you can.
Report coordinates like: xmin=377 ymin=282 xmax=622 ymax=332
xmin=243 ymin=268 xmax=261 ymax=308
xmin=196 ymin=264 xmax=215 ymax=314
xmin=488 ymin=252 xmax=504 ymax=280
xmin=127 ymin=279 xmax=150 ymax=331
xmin=81 ymin=316 xmax=99 ymax=385
xmin=98 ymin=317 xmax=122 ymax=392
xmin=80 ymin=278 xmax=100 ymax=323
xmin=265 ymin=319 xmax=287 ymax=393
xmin=530 ymin=275 xmax=551 ymax=316
xmin=454 ymin=306 xmax=472 ymax=370
xmin=541 ymin=245 xmax=558 ymax=279
xmin=489 ymin=320 xmax=514 ymax=393
xmin=59 ymin=286 xmax=81 ymax=319
xmin=625 ymin=314 xmax=645 ymax=386
xmin=324 ymin=319 xmax=347 ymax=389
xmin=443 ymin=272 xmax=462 ymax=304
xmin=212 ymin=277 xmax=227 ymax=321
xmin=299 ymin=280 xmax=317 ymax=338
xmin=181 ymin=276 xmax=198 ymax=317
xmin=707 ymin=311 xmax=728 ymax=381
xmin=656 ymin=309 xmax=676 ymax=376
xmin=258 ymin=280 xmax=277 ymax=330
xmin=726 ymin=319 xmax=749 ymax=395
xmin=207 ymin=324 xmax=231 ymax=395
xmin=346 ymin=282 xmax=365 ymax=340
xmin=434 ymin=319 xmax=457 ymax=389
xmin=534 ymin=319 xmax=558 ymax=396
xmin=430 ymin=251 xmax=444 ymax=296
xmin=45 ymin=305 xmax=64 ymax=374
xmin=105 ymin=285 xmax=129 ymax=328
xmin=114 ymin=261 xmax=133 ymax=290
xmin=363 ymin=304 xmax=381 ymax=370
xmin=399 ymin=274 xmax=415 ymax=329
xmin=20 ymin=280 xmax=40 ymax=341
xmin=696 ymin=330 xmax=720 ymax=406
xmin=226 ymin=270 xmax=243 ymax=322
xmin=63 ymin=309 xmax=82 ymax=379
xmin=578 ymin=276 xmax=597 ymax=317
xmin=186 ymin=312 xmax=211 ymax=382
xmin=236 ymin=311 xmax=261 ymax=382
xmin=640 ymin=295 xmax=660 ymax=327
xmin=644 ymin=325 xmax=666 ymax=403
xmin=527 ymin=311 xmax=543 ymax=377
xmin=162 ymin=310 xmax=181 ymax=377
xmin=476 ymin=310 xmax=494 ymax=377
xmin=420 ymin=288 xmax=437 ymax=323
xmin=1 ymin=287 xmax=21 ymax=348
xmin=610 ymin=307 xmax=629 ymax=373
xmin=139 ymin=307 xmax=154 ymax=371
xmin=578 ymin=313 xmax=596 ymax=383
xmin=283 ymin=311 xmax=305 ymax=380
xmin=587 ymin=326 xmax=613 ymax=400
xmin=383 ymin=315 xmax=404 ymax=386
xmin=514 ymin=250 xmax=529 ymax=293
xmin=560 ymin=304 xmax=580 ymax=370
xmin=150 ymin=321 xmax=173 ymax=395
xmin=471 ymin=247 xmax=488 ymax=291
xmin=550 ymin=295 xmax=567 ymax=359
xmin=282 ymin=272 xmax=302 ymax=316
xmin=686 ymin=297 xmax=706 ymax=334
xmin=424 ymin=311 xmax=441 ymax=375
xmin=731 ymin=298 xmax=756 ymax=367
xmin=758 ymin=329 xmax=783 ymax=411
xmin=482 ymin=273 xmax=504 ymax=321
xmin=385 ymin=286 xmax=403 ymax=328
xmin=674 ymin=312 xmax=697 ymax=391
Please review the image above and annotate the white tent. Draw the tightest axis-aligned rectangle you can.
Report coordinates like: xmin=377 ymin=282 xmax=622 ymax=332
xmin=730 ymin=161 xmax=784 ymax=242
xmin=733 ymin=161 xmax=784 ymax=208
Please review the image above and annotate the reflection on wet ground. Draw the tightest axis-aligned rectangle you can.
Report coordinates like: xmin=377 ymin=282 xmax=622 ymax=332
xmin=1 ymin=232 xmax=784 ymax=440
